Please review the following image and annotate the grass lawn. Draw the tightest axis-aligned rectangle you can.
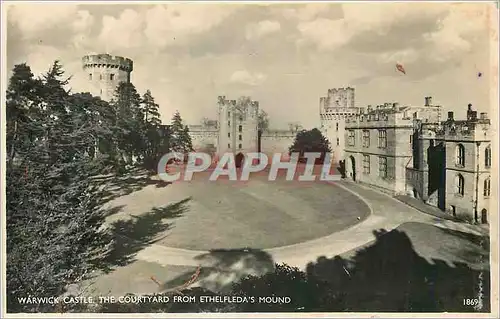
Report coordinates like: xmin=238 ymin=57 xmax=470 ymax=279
xmin=103 ymin=172 xmax=370 ymax=250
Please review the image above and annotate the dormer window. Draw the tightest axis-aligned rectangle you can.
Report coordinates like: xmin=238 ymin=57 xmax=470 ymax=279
xmin=110 ymin=74 xmax=115 ymax=80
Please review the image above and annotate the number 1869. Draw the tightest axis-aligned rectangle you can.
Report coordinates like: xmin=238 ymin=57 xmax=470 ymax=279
xmin=463 ymin=298 xmax=480 ymax=306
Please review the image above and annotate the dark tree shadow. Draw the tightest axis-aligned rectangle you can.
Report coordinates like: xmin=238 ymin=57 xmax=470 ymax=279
xmin=305 ymin=228 xmax=490 ymax=312
xmin=99 ymin=197 xmax=192 ymax=272
xmin=160 ymin=248 xmax=275 ymax=294
xmin=90 ymin=168 xmax=172 ymax=205
xmin=86 ymin=225 xmax=491 ymax=314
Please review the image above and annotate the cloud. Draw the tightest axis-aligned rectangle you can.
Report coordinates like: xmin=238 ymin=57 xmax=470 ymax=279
xmin=282 ymin=3 xmax=333 ymax=21
xmin=246 ymin=20 xmax=281 ymax=40
xmin=230 ymin=70 xmax=267 ymax=86
xmin=143 ymin=4 xmax=238 ymax=48
xmin=98 ymin=9 xmax=145 ymax=51
xmin=297 ymin=18 xmax=350 ymax=51
xmin=7 ymin=3 xmax=93 ymax=43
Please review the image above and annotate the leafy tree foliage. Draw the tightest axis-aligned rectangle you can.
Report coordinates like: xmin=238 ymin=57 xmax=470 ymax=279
xmin=288 ymin=128 xmax=332 ymax=163
xmin=257 ymin=109 xmax=269 ymax=131
xmin=6 ymin=61 xmax=113 ymax=312
xmin=5 ymin=61 xmax=169 ymax=313
xmin=169 ymin=111 xmax=194 ymax=156
xmin=140 ymin=90 xmax=164 ymax=168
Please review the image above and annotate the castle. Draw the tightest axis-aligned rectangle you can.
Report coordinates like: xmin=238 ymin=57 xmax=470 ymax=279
xmin=82 ymin=54 xmax=492 ymax=224
xmin=81 ymin=54 xmax=303 ymax=162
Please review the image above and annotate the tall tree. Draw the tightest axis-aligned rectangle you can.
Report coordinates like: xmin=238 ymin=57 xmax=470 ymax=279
xmin=258 ymin=109 xmax=270 ymax=131
xmin=140 ymin=90 xmax=163 ymax=168
xmin=6 ymin=62 xmax=112 ymax=313
xmin=110 ymin=82 xmax=143 ymax=167
xmin=169 ymin=111 xmax=193 ymax=156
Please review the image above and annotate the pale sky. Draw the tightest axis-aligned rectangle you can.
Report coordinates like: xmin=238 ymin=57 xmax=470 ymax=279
xmin=5 ymin=2 xmax=498 ymax=129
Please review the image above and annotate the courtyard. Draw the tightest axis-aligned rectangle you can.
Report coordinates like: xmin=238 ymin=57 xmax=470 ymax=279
xmin=82 ymin=169 xmax=489 ymax=299
xmin=103 ymin=170 xmax=370 ymax=251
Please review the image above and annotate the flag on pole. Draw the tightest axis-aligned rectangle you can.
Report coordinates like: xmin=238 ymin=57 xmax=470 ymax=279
xmin=396 ymin=63 xmax=406 ymax=75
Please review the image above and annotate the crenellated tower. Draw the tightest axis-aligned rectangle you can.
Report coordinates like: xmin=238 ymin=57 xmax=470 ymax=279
xmin=217 ymin=96 xmax=259 ymax=157
xmin=82 ymin=53 xmax=134 ymax=101
xmin=319 ymin=87 xmax=359 ymax=163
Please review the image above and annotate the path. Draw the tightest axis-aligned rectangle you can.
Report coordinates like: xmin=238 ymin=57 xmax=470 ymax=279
xmin=132 ymin=180 xmax=485 ymax=270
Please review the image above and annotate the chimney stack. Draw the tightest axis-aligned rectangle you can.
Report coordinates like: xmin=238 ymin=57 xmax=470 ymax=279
xmin=466 ymin=104 xmax=477 ymax=121
xmin=448 ymin=111 xmax=454 ymax=121
xmin=425 ymin=96 xmax=432 ymax=106
xmin=480 ymin=112 xmax=488 ymax=120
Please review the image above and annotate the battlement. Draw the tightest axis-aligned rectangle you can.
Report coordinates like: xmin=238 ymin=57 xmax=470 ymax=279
xmin=327 ymin=87 xmax=354 ymax=95
xmin=82 ymin=54 xmax=133 ymax=72
xmin=320 ymin=87 xmax=356 ymax=110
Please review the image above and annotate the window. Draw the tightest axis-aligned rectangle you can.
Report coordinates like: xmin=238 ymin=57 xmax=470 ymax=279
xmin=110 ymin=74 xmax=115 ymax=80
xmin=336 ymin=138 xmax=339 ymax=146
xmin=89 ymin=73 xmax=92 ymax=80
xmin=485 ymin=146 xmax=492 ymax=168
xmin=99 ymin=74 xmax=103 ymax=80
xmin=456 ymin=174 xmax=465 ymax=196
xmin=228 ymin=143 xmax=231 ymax=149
xmin=238 ymin=125 xmax=242 ymax=132
xmin=410 ymin=134 xmax=413 ymax=144
xmin=336 ymin=123 xmax=339 ymax=131
xmin=238 ymin=144 xmax=242 ymax=149
xmin=484 ymin=177 xmax=491 ymax=197
xmin=363 ymin=155 xmax=370 ymax=174
xmin=228 ymin=121 xmax=231 ymax=126
xmin=228 ymin=111 xmax=231 ymax=117
xmin=100 ymin=89 xmax=103 ymax=95
xmin=239 ymin=116 xmax=243 ymax=121
xmin=228 ymin=133 xmax=230 ymax=138
xmin=348 ymin=130 xmax=355 ymax=146
xmin=456 ymin=144 xmax=465 ymax=166
xmin=239 ymin=135 xmax=242 ymax=141
xmin=378 ymin=130 xmax=387 ymax=148
xmin=379 ymin=157 xmax=387 ymax=178
xmin=362 ymin=130 xmax=370 ymax=147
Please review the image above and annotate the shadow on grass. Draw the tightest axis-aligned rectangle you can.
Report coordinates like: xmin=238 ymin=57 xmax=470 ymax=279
xmin=304 ymin=228 xmax=490 ymax=312
xmin=99 ymin=197 xmax=192 ymax=272
xmin=91 ymin=168 xmax=172 ymax=205
xmin=160 ymin=248 xmax=275 ymax=294
xmin=76 ymin=224 xmax=491 ymax=313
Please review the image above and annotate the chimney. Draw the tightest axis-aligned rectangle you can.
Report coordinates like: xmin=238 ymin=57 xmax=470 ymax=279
xmin=466 ymin=104 xmax=477 ymax=121
xmin=367 ymin=105 xmax=372 ymax=112
xmin=480 ymin=112 xmax=488 ymax=119
xmin=393 ymin=102 xmax=399 ymax=109
xmin=424 ymin=96 xmax=432 ymax=106
xmin=447 ymin=111 xmax=454 ymax=121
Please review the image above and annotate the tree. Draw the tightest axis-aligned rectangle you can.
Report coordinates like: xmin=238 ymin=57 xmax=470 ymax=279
xmin=169 ymin=111 xmax=193 ymax=156
xmin=288 ymin=128 xmax=332 ymax=163
xmin=6 ymin=62 xmax=113 ymax=313
xmin=258 ymin=109 xmax=269 ymax=131
xmin=140 ymin=90 xmax=163 ymax=168
xmin=110 ymin=82 xmax=144 ymax=167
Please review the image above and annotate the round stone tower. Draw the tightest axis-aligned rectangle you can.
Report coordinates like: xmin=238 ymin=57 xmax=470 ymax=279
xmin=82 ymin=53 xmax=133 ymax=102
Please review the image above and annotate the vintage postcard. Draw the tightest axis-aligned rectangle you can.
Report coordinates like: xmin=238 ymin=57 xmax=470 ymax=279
xmin=1 ymin=1 xmax=499 ymax=318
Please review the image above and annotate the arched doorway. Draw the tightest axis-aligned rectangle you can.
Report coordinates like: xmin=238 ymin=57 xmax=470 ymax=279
xmin=481 ymin=209 xmax=488 ymax=224
xmin=235 ymin=152 xmax=245 ymax=168
xmin=349 ymin=156 xmax=356 ymax=181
